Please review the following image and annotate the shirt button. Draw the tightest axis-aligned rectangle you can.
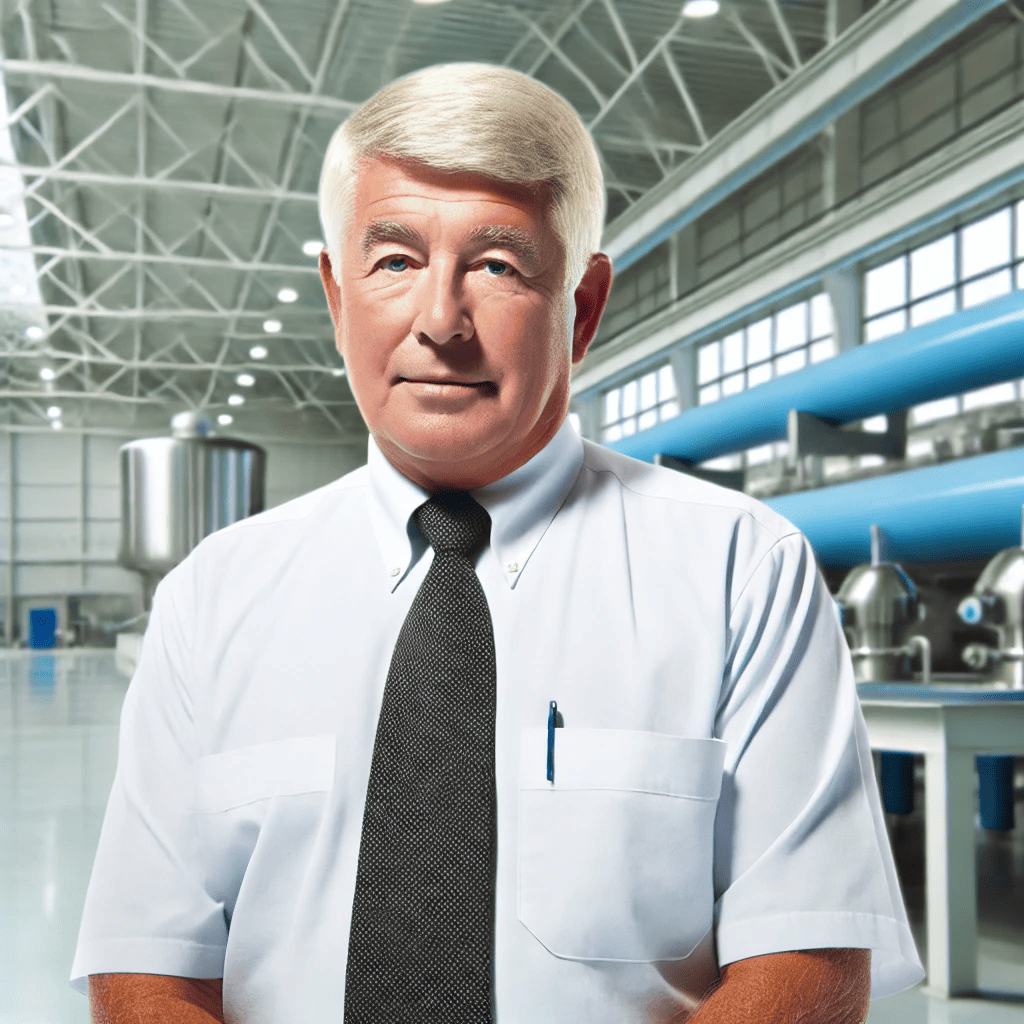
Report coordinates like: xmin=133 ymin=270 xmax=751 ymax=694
xmin=390 ymin=567 xmax=401 ymax=577
xmin=507 ymin=562 xmax=519 ymax=573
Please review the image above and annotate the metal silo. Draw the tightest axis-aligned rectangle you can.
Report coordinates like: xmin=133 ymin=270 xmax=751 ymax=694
xmin=118 ymin=412 xmax=266 ymax=608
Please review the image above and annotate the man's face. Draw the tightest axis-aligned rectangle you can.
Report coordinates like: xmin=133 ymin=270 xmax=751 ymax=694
xmin=319 ymin=157 xmax=611 ymax=491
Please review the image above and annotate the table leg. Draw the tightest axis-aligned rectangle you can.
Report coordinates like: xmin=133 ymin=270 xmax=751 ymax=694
xmin=923 ymin=747 xmax=977 ymax=996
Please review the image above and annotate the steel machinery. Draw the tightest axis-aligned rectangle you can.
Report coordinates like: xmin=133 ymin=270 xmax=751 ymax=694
xmin=957 ymin=506 xmax=1024 ymax=690
xmin=834 ymin=525 xmax=930 ymax=817
xmin=118 ymin=412 xmax=266 ymax=610
xmin=834 ymin=524 xmax=931 ymax=686
xmin=955 ymin=507 xmax=1024 ymax=830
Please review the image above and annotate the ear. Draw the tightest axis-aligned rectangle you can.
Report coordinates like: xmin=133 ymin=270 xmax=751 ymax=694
xmin=570 ymin=252 xmax=613 ymax=366
xmin=319 ymin=249 xmax=345 ymax=355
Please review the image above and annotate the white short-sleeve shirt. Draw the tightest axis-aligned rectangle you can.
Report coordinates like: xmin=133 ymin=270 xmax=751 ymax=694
xmin=72 ymin=419 xmax=924 ymax=1022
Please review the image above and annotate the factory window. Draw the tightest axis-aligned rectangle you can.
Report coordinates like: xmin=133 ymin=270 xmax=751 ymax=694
xmin=691 ymin=294 xmax=834 ymax=471
xmin=863 ymin=197 xmax=1024 ymax=421
xmin=601 ymin=364 xmax=679 ymax=443
xmin=695 ymin=294 xmax=834 ymax=408
xmin=860 ymin=13 xmax=1024 ymax=192
xmin=695 ymin=144 xmax=824 ymax=287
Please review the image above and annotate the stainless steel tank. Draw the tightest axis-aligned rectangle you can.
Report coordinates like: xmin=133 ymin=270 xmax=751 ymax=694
xmin=118 ymin=412 xmax=266 ymax=607
xmin=835 ymin=524 xmax=931 ymax=684
xmin=957 ymin=506 xmax=1024 ymax=689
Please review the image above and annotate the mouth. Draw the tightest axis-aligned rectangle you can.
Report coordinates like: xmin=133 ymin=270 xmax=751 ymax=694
xmin=398 ymin=377 xmax=494 ymax=391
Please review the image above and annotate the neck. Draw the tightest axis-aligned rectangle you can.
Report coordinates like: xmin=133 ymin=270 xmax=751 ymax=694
xmin=375 ymin=416 xmax=565 ymax=493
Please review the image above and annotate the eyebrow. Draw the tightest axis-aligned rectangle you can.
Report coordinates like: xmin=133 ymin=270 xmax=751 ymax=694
xmin=465 ymin=225 xmax=543 ymax=275
xmin=359 ymin=221 xmax=426 ymax=262
xmin=358 ymin=220 xmax=544 ymax=274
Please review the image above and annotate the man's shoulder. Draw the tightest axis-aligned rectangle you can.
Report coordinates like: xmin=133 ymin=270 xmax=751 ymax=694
xmin=579 ymin=438 xmax=798 ymax=545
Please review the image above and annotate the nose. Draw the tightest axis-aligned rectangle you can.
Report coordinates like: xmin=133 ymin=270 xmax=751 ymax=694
xmin=410 ymin=258 xmax=474 ymax=346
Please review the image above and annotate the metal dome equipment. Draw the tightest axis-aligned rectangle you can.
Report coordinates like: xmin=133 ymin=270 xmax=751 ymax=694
xmin=835 ymin=524 xmax=931 ymax=685
xmin=118 ymin=413 xmax=266 ymax=609
xmin=957 ymin=506 xmax=1024 ymax=690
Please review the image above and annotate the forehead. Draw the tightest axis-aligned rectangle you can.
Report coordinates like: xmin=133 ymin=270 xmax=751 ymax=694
xmin=347 ymin=157 xmax=554 ymax=234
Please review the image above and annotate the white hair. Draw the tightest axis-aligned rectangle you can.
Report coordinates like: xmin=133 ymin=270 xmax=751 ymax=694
xmin=318 ymin=62 xmax=605 ymax=292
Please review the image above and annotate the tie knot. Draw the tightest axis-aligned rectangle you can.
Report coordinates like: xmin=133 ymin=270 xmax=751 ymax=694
xmin=415 ymin=492 xmax=491 ymax=556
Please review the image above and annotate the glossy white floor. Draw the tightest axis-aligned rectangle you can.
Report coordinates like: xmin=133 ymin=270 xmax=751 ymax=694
xmin=1 ymin=649 xmax=1022 ymax=1024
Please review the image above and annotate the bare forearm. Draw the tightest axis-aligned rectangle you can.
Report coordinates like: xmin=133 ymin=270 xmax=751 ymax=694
xmin=89 ymin=974 xmax=225 ymax=1024
xmin=679 ymin=949 xmax=871 ymax=1024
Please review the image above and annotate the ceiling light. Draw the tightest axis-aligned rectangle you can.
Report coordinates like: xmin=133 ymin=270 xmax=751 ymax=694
xmin=0 ymin=212 xmax=14 ymax=229
xmin=25 ymin=325 xmax=44 ymax=340
xmin=171 ymin=411 xmax=192 ymax=431
xmin=46 ymin=405 xmax=61 ymax=419
xmin=249 ymin=345 xmax=268 ymax=360
xmin=682 ymin=0 xmax=719 ymax=15
xmin=39 ymin=367 xmax=56 ymax=381
xmin=10 ymin=283 xmax=27 ymax=297
xmin=218 ymin=414 xmax=233 ymax=426
xmin=263 ymin=319 xmax=282 ymax=333
xmin=228 ymin=394 xmax=245 ymax=406
xmin=302 ymin=239 xmax=323 ymax=256
xmin=332 ymin=368 xmax=346 ymax=377
xmin=236 ymin=373 xmax=255 ymax=387
xmin=51 ymin=420 xmax=63 ymax=430
xmin=277 ymin=287 xmax=298 ymax=303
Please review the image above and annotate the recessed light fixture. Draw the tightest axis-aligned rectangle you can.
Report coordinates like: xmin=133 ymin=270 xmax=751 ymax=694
xmin=218 ymin=414 xmax=233 ymax=426
xmin=0 ymin=212 xmax=14 ymax=229
xmin=682 ymin=0 xmax=719 ymax=16
xmin=277 ymin=287 xmax=298 ymax=303
xmin=332 ymin=368 xmax=346 ymax=377
xmin=236 ymin=373 xmax=255 ymax=387
xmin=263 ymin=319 xmax=282 ymax=333
xmin=46 ymin=405 xmax=61 ymax=419
xmin=51 ymin=420 xmax=63 ymax=430
xmin=412 ymin=0 xmax=453 ymax=4
xmin=39 ymin=367 xmax=56 ymax=381
xmin=10 ymin=283 xmax=27 ymax=297
xmin=25 ymin=325 xmax=44 ymax=340
xmin=302 ymin=239 xmax=324 ymax=256
xmin=249 ymin=345 xmax=268 ymax=360
xmin=228 ymin=394 xmax=245 ymax=406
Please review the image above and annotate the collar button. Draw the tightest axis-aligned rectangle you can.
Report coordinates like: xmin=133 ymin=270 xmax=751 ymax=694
xmin=390 ymin=567 xmax=401 ymax=577
xmin=507 ymin=562 xmax=519 ymax=573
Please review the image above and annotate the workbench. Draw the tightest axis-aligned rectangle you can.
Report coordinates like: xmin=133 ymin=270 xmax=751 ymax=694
xmin=857 ymin=683 xmax=1024 ymax=997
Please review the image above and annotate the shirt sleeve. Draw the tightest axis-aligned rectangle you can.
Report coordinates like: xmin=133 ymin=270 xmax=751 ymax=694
xmin=70 ymin=555 xmax=227 ymax=993
xmin=711 ymin=530 xmax=924 ymax=999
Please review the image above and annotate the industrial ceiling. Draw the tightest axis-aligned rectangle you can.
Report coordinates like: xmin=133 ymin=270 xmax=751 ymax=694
xmin=0 ymin=0 xmax=841 ymax=442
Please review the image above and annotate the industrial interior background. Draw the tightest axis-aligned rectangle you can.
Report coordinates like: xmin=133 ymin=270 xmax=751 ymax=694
xmin=1 ymin=0 xmax=1024 ymax=1021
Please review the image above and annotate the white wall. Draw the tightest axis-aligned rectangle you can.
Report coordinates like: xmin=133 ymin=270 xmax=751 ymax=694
xmin=0 ymin=428 xmax=367 ymax=644
xmin=262 ymin=439 xmax=365 ymax=512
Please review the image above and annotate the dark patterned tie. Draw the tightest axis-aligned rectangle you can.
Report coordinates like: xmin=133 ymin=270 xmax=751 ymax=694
xmin=344 ymin=492 xmax=497 ymax=1023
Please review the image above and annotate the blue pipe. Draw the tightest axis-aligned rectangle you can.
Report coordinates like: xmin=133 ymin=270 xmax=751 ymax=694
xmin=610 ymin=289 xmax=1024 ymax=465
xmin=764 ymin=448 xmax=1024 ymax=568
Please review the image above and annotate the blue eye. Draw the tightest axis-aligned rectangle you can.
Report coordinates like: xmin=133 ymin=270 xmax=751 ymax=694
xmin=485 ymin=260 xmax=509 ymax=275
xmin=383 ymin=256 xmax=408 ymax=272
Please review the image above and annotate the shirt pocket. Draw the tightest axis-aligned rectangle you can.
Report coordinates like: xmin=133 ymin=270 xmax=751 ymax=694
xmin=194 ymin=734 xmax=336 ymax=910
xmin=517 ymin=727 xmax=725 ymax=963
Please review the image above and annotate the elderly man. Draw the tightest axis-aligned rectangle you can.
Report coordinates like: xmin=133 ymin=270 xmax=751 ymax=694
xmin=74 ymin=63 xmax=923 ymax=1022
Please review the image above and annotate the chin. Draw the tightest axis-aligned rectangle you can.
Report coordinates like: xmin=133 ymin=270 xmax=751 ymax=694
xmin=404 ymin=433 xmax=496 ymax=468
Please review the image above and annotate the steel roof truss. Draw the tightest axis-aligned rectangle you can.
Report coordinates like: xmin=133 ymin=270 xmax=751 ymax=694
xmin=661 ymin=48 xmax=708 ymax=148
xmin=244 ymin=0 xmax=316 ymax=89
xmin=725 ymin=10 xmax=789 ymax=85
xmin=763 ymin=0 xmax=803 ymax=69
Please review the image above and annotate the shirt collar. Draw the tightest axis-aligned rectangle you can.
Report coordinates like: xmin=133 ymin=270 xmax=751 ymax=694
xmin=366 ymin=418 xmax=584 ymax=591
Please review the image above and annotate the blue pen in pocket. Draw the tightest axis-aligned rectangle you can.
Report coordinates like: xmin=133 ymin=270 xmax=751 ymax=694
xmin=546 ymin=700 xmax=562 ymax=783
